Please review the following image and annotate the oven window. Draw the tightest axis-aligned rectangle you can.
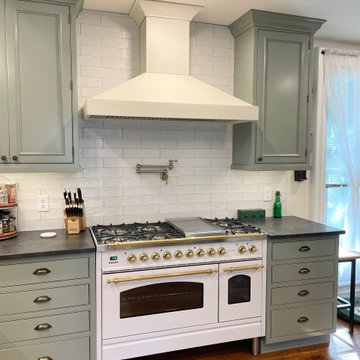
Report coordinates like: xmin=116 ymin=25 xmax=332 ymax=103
xmin=228 ymin=275 xmax=251 ymax=304
xmin=120 ymin=282 xmax=204 ymax=319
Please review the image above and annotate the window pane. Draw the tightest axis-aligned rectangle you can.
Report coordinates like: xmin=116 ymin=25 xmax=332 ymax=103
xmin=120 ymin=282 xmax=204 ymax=319
xmin=228 ymin=275 xmax=251 ymax=304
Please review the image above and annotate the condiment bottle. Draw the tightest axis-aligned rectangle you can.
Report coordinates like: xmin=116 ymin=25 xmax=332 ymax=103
xmin=5 ymin=183 xmax=16 ymax=203
xmin=273 ymin=191 xmax=282 ymax=218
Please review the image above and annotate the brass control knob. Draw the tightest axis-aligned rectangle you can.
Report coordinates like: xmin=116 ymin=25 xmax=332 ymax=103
xmin=127 ymin=254 xmax=137 ymax=263
xmin=185 ymin=250 xmax=194 ymax=258
xmin=139 ymin=253 xmax=149 ymax=262
xmin=163 ymin=251 xmax=172 ymax=260
xmin=197 ymin=249 xmax=205 ymax=257
xmin=174 ymin=250 xmax=183 ymax=259
xmin=207 ymin=248 xmax=215 ymax=256
xmin=218 ymin=247 xmax=226 ymax=256
xmin=249 ymin=245 xmax=257 ymax=253
xmin=152 ymin=252 xmax=160 ymax=261
xmin=238 ymin=246 xmax=247 ymax=254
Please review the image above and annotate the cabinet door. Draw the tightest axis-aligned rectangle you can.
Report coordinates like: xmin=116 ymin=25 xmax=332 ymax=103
xmin=0 ymin=0 xmax=10 ymax=163
xmin=256 ymin=30 xmax=310 ymax=164
xmin=5 ymin=0 xmax=73 ymax=164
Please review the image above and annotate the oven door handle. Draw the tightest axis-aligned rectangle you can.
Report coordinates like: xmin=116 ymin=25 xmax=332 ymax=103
xmin=106 ymin=268 xmax=218 ymax=284
xmin=223 ymin=264 xmax=264 ymax=273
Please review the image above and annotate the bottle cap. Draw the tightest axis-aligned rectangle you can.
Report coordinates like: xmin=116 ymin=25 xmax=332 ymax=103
xmin=275 ymin=191 xmax=280 ymax=196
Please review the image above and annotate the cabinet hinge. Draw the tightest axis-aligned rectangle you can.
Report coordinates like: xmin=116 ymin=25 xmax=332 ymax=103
xmin=70 ymin=80 xmax=73 ymax=91
xmin=72 ymin=146 xmax=74 ymax=157
xmin=68 ymin=13 xmax=71 ymax=24
xmin=307 ymin=95 xmax=309 ymax=103
xmin=308 ymin=41 xmax=311 ymax=50
xmin=305 ymin=148 xmax=308 ymax=158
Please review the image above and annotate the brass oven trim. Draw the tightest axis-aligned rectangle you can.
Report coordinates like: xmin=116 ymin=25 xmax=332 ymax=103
xmin=106 ymin=268 xmax=218 ymax=284
xmin=223 ymin=264 xmax=264 ymax=273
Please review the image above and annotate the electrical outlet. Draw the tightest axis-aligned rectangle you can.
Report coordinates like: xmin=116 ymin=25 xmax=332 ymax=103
xmin=264 ymin=187 xmax=272 ymax=202
xmin=38 ymin=195 xmax=49 ymax=212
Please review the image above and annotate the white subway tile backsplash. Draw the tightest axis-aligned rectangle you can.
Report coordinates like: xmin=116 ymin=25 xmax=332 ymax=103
xmin=10 ymin=12 xmax=290 ymax=232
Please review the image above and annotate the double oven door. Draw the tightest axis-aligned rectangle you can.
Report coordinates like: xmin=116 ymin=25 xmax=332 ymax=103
xmin=102 ymin=261 xmax=263 ymax=339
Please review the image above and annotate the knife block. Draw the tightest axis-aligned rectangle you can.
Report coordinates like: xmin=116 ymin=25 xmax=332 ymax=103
xmin=64 ymin=202 xmax=86 ymax=234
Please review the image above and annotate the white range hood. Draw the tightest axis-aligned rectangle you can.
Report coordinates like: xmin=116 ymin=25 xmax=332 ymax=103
xmin=83 ymin=0 xmax=258 ymax=122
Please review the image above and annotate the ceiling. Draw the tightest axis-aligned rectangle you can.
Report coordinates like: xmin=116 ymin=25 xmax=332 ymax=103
xmin=83 ymin=0 xmax=360 ymax=43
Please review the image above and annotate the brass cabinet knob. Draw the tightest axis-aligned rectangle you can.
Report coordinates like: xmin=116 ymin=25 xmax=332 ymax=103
xmin=238 ymin=246 xmax=247 ymax=254
xmin=218 ymin=247 xmax=226 ymax=256
xmin=174 ymin=250 xmax=183 ymax=258
xmin=139 ymin=253 xmax=149 ymax=262
xmin=185 ymin=250 xmax=194 ymax=258
xmin=152 ymin=252 xmax=160 ymax=261
xmin=163 ymin=251 xmax=172 ymax=260
xmin=127 ymin=254 xmax=137 ymax=263
xmin=207 ymin=248 xmax=215 ymax=256
xmin=12 ymin=155 xmax=18 ymax=161
xmin=197 ymin=249 xmax=205 ymax=257
xmin=0 ymin=155 xmax=7 ymax=161
xmin=249 ymin=245 xmax=257 ymax=253
xmin=257 ymin=157 xmax=263 ymax=162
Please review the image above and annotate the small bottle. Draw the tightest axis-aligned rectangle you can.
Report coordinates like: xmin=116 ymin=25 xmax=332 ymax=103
xmin=273 ymin=191 xmax=282 ymax=218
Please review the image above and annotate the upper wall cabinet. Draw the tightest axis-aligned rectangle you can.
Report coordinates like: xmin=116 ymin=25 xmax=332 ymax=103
xmin=230 ymin=10 xmax=325 ymax=170
xmin=0 ymin=0 xmax=81 ymax=172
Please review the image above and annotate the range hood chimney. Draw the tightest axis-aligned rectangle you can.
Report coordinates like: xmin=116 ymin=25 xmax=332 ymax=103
xmin=83 ymin=0 xmax=258 ymax=122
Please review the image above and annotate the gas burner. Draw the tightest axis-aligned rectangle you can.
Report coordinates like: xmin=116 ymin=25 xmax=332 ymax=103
xmin=151 ymin=235 xmax=166 ymax=240
xmin=91 ymin=221 xmax=184 ymax=245
xmin=205 ymin=218 xmax=262 ymax=235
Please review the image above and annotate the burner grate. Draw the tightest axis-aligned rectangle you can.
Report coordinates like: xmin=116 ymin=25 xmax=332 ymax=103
xmin=92 ymin=221 xmax=184 ymax=245
xmin=205 ymin=218 xmax=262 ymax=235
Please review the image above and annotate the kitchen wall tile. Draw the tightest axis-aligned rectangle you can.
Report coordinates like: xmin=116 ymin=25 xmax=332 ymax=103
xmin=11 ymin=12 xmax=290 ymax=232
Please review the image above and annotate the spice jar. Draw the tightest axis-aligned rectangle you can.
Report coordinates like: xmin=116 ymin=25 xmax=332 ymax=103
xmin=0 ymin=188 xmax=8 ymax=204
xmin=9 ymin=217 xmax=16 ymax=232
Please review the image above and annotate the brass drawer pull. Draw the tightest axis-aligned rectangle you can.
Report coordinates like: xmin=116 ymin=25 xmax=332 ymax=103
xmin=297 ymin=316 xmax=309 ymax=323
xmin=34 ymin=323 xmax=52 ymax=331
xmin=298 ymin=268 xmax=310 ymax=274
xmin=299 ymin=246 xmax=311 ymax=252
xmin=33 ymin=268 xmax=51 ymax=275
xmin=34 ymin=295 xmax=52 ymax=303
xmin=107 ymin=268 xmax=218 ymax=284
xmin=297 ymin=289 xmax=310 ymax=297
xmin=38 ymin=357 xmax=53 ymax=360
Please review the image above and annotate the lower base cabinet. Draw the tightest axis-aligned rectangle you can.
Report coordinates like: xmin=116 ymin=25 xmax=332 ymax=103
xmin=0 ymin=337 xmax=89 ymax=360
xmin=0 ymin=253 xmax=95 ymax=359
xmin=265 ymin=236 xmax=339 ymax=345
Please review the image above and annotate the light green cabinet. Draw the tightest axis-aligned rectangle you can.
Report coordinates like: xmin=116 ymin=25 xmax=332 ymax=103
xmin=0 ymin=0 xmax=81 ymax=172
xmin=0 ymin=253 xmax=95 ymax=359
xmin=229 ymin=10 xmax=325 ymax=170
xmin=264 ymin=236 xmax=339 ymax=347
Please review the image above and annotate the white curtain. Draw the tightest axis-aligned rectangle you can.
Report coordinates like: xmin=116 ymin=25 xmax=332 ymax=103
xmin=323 ymin=50 xmax=360 ymax=258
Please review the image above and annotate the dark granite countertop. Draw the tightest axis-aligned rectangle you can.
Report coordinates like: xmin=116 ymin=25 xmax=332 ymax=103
xmin=0 ymin=229 xmax=95 ymax=260
xmin=247 ymin=216 xmax=345 ymax=239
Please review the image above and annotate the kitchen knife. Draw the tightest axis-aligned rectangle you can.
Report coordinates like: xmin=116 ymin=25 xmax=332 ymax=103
xmin=68 ymin=190 xmax=72 ymax=203
xmin=77 ymin=188 xmax=83 ymax=204
xmin=63 ymin=189 xmax=67 ymax=203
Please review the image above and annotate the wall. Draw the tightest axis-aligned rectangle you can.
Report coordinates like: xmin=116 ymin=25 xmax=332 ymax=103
xmin=2 ymin=10 xmax=295 ymax=231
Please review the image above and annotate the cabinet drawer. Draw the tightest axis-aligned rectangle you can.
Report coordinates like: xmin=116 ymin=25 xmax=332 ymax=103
xmin=272 ymin=238 xmax=336 ymax=261
xmin=272 ymin=260 xmax=335 ymax=283
xmin=271 ymin=302 xmax=334 ymax=339
xmin=0 ymin=311 xmax=89 ymax=344
xmin=0 ymin=284 xmax=89 ymax=316
xmin=0 ymin=258 xmax=89 ymax=287
xmin=271 ymin=281 xmax=334 ymax=306
xmin=0 ymin=337 xmax=89 ymax=360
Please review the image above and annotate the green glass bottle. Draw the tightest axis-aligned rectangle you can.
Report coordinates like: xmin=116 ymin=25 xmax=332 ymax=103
xmin=273 ymin=191 xmax=282 ymax=218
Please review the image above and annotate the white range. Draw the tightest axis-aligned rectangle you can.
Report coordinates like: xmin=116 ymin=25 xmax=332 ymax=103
xmin=91 ymin=217 xmax=267 ymax=360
